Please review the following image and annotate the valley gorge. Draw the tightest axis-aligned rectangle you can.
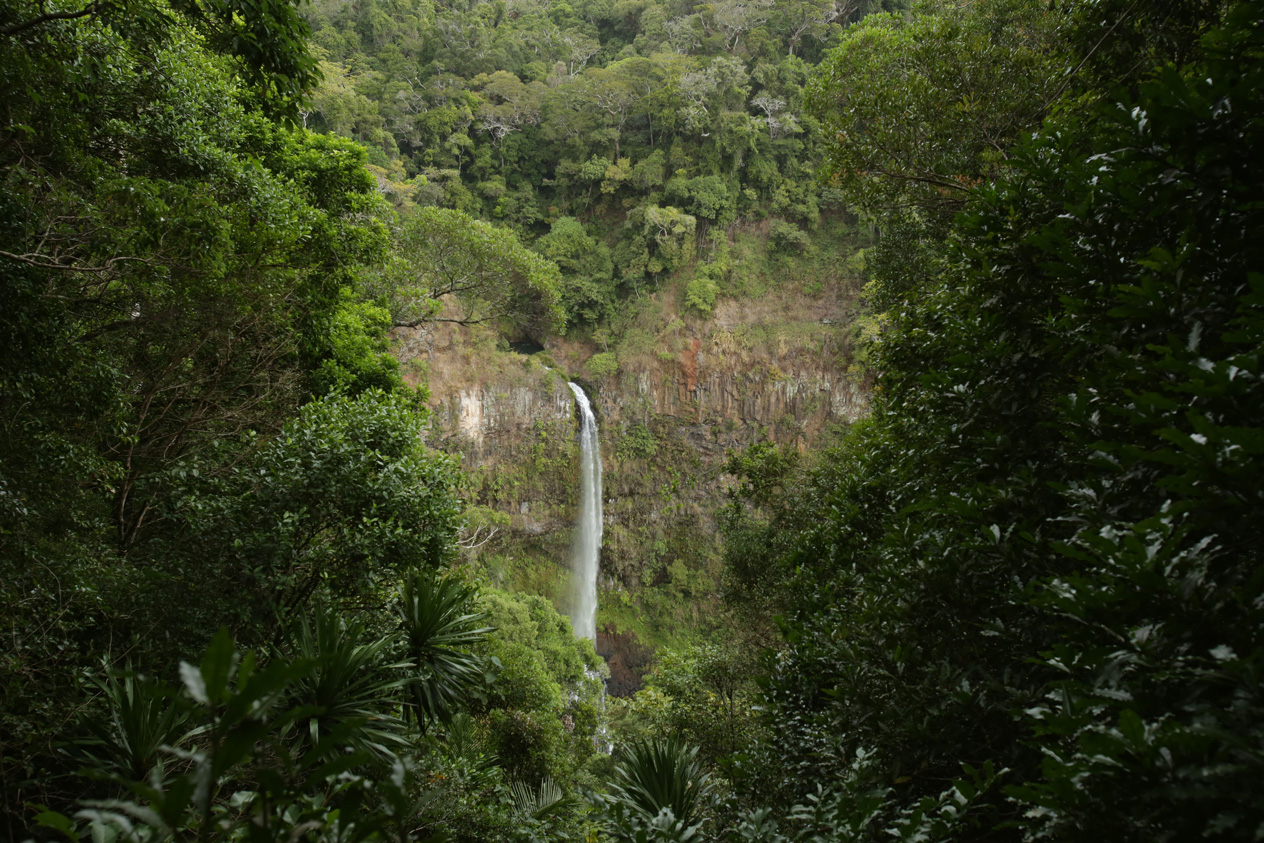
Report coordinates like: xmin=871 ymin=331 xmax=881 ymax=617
xmin=6 ymin=0 xmax=1258 ymax=837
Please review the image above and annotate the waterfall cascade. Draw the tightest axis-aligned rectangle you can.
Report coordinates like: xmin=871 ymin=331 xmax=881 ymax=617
xmin=567 ymin=382 xmax=603 ymax=640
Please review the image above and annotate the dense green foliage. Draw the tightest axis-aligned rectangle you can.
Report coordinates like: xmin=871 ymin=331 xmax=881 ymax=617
xmin=0 ymin=0 xmax=599 ymax=836
xmin=28 ymin=576 xmax=604 ymax=842
xmin=7 ymin=0 xmax=1261 ymax=838
xmin=808 ymin=0 xmax=1065 ymax=217
xmin=714 ymin=1 xmax=1264 ymax=839
xmin=295 ymin=0 xmax=903 ymax=328
xmin=373 ymin=205 xmax=566 ymax=335
xmin=475 ymin=589 xmax=607 ymax=787
xmin=2 ymin=0 xmax=413 ymax=819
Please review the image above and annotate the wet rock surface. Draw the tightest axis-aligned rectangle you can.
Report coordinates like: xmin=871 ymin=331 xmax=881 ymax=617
xmin=596 ymin=624 xmax=654 ymax=697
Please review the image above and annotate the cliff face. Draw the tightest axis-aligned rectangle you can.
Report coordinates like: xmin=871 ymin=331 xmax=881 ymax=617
xmin=605 ymin=363 xmax=869 ymax=455
xmin=402 ymin=271 xmax=870 ymax=691
xmin=425 ymin=355 xmax=868 ymax=459
xmin=419 ymin=336 xmax=869 ymax=544
xmin=438 ymin=381 xmax=577 ymax=464
xmin=421 ymin=315 xmax=869 ymax=464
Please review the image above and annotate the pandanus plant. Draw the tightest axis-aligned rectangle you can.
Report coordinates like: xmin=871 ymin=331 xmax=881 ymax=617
xmin=48 ymin=569 xmax=495 ymax=842
xmin=591 ymin=737 xmax=714 ymax=842
xmin=394 ymin=570 xmax=495 ymax=729
xmin=76 ymin=664 xmax=194 ymax=786
xmin=281 ymin=606 xmax=413 ymax=760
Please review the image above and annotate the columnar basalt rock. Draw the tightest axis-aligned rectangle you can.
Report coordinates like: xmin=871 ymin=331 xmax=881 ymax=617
xmin=429 ymin=359 xmax=868 ymax=459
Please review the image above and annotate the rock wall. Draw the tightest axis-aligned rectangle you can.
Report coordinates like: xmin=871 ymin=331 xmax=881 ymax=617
xmin=607 ymin=362 xmax=870 ymax=456
xmin=426 ymin=353 xmax=869 ymax=460
xmin=435 ymin=381 xmax=577 ymax=463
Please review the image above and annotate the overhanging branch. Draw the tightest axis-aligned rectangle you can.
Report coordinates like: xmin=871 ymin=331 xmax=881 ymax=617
xmin=0 ymin=250 xmax=154 ymax=273
xmin=1 ymin=3 xmax=99 ymax=37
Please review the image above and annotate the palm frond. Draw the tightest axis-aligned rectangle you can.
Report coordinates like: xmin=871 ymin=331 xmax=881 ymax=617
xmin=77 ymin=663 xmax=192 ymax=784
xmin=281 ymin=605 xmax=411 ymax=758
xmin=608 ymin=737 xmax=712 ymax=827
xmin=510 ymin=776 xmax=573 ymax=819
xmin=395 ymin=571 xmax=494 ymax=725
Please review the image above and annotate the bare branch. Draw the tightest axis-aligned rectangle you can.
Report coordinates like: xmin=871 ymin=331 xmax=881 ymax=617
xmin=458 ymin=523 xmax=498 ymax=552
xmin=0 ymin=3 xmax=98 ymax=37
xmin=0 ymin=250 xmax=154 ymax=273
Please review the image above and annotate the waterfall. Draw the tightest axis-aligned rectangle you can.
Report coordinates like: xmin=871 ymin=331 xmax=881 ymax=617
xmin=567 ymin=382 xmax=603 ymax=640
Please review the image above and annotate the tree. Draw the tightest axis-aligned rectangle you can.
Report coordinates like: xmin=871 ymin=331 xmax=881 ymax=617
xmin=664 ymin=174 xmax=736 ymax=225
xmin=1 ymin=0 xmax=320 ymax=119
xmin=535 ymin=216 xmax=617 ymax=327
xmin=632 ymin=643 xmax=762 ymax=766
xmin=708 ymin=0 xmax=775 ymax=51
xmin=170 ymin=391 xmax=462 ymax=631
xmin=617 ymin=204 xmax=697 ymax=291
xmin=583 ymin=64 xmax=640 ymax=158
xmin=474 ymin=70 xmax=546 ymax=167
xmin=378 ymin=206 xmax=565 ymax=337
xmin=474 ymin=588 xmax=607 ymax=792
xmin=805 ymin=0 xmax=1066 ymax=218
xmin=0 ymin=11 xmax=421 ymax=821
xmin=775 ymin=0 xmax=854 ymax=57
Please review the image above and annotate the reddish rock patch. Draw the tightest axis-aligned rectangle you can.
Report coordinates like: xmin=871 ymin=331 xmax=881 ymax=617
xmin=680 ymin=338 xmax=702 ymax=394
xmin=595 ymin=624 xmax=653 ymax=697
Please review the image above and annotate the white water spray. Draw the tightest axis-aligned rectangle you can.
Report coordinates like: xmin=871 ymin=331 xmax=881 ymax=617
xmin=567 ymin=382 xmax=603 ymax=640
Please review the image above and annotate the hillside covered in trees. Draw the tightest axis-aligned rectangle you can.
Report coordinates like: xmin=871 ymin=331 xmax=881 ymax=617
xmin=2 ymin=0 xmax=1262 ymax=840
xmin=291 ymin=0 xmax=903 ymax=340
